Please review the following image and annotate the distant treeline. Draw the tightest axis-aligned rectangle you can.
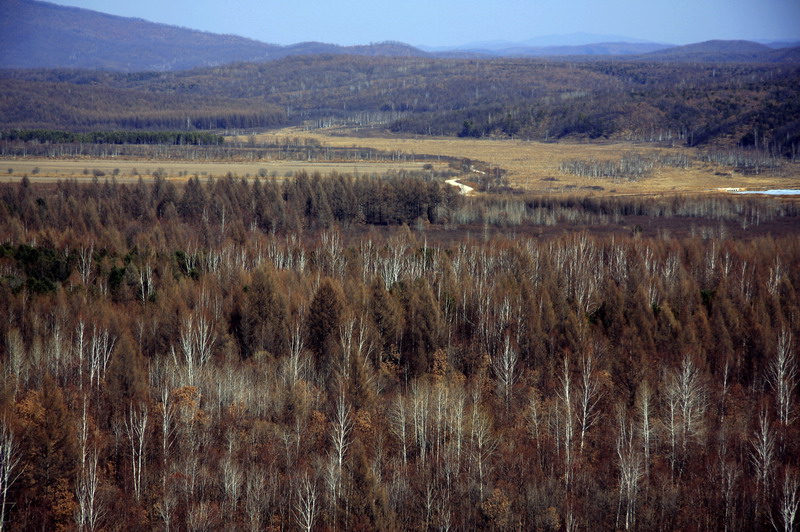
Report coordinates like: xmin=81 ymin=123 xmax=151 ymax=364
xmin=0 ymin=129 xmax=224 ymax=145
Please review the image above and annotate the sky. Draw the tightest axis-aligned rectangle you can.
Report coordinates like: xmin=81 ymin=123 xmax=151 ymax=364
xmin=51 ymin=0 xmax=800 ymax=47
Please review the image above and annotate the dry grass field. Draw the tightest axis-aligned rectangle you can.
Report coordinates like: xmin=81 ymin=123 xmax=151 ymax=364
xmin=251 ymin=127 xmax=800 ymax=195
xmin=3 ymin=127 xmax=798 ymax=195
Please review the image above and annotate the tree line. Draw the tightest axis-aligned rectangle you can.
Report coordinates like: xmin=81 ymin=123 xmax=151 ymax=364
xmin=0 ymin=130 xmax=224 ymax=146
xmin=0 ymin=177 xmax=798 ymax=530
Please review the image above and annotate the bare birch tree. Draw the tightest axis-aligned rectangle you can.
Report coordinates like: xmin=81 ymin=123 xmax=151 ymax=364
xmin=557 ymin=356 xmax=575 ymax=488
xmin=125 ymin=403 xmax=149 ymax=502
xmin=89 ymin=325 xmax=116 ymax=389
xmin=75 ymin=448 xmax=102 ymax=532
xmin=244 ymin=469 xmax=269 ymax=532
xmin=390 ymin=396 xmax=409 ymax=468
xmin=4 ymin=328 xmax=25 ymax=400
xmin=75 ymin=397 xmax=104 ymax=531
xmin=635 ymin=380 xmax=654 ymax=479
xmin=77 ymin=242 xmax=94 ymax=286
xmin=0 ymin=421 xmax=20 ymax=532
xmin=577 ymin=351 xmax=602 ymax=457
xmin=294 ymin=475 xmax=318 ymax=532
xmin=492 ymin=335 xmax=518 ymax=413
xmin=769 ymin=328 xmax=796 ymax=428
xmin=527 ymin=387 xmax=545 ymax=469
xmin=773 ymin=469 xmax=799 ymax=532
xmin=327 ymin=392 xmax=352 ymax=511
xmin=751 ymin=409 xmax=775 ymax=516
xmin=665 ymin=354 xmax=706 ymax=477
xmin=615 ymin=409 xmax=642 ymax=531
xmin=470 ymin=403 xmax=496 ymax=501
xmin=176 ymin=311 xmax=216 ymax=386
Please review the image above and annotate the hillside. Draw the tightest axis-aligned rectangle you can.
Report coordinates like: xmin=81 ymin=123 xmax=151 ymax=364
xmin=642 ymin=39 xmax=791 ymax=62
xmin=2 ymin=55 xmax=799 ymax=154
xmin=0 ymin=0 xmax=428 ymax=71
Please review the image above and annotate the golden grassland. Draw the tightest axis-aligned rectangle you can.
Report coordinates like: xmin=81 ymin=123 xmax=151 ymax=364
xmin=251 ymin=127 xmax=800 ymax=195
xmin=2 ymin=127 xmax=798 ymax=194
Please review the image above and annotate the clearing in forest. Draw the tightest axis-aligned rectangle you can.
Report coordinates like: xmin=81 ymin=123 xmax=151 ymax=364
xmin=252 ymin=127 xmax=800 ymax=195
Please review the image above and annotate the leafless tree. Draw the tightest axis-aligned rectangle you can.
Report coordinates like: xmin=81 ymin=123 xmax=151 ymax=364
xmin=221 ymin=456 xmax=243 ymax=514
xmin=330 ymin=392 xmax=352 ymax=472
xmin=283 ymin=316 xmax=309 ymax=387
xmin=89 ymin=325 xmax=116 ymax=389
xmin=557 ymin=356 xmax=575 ymax=488
xmin=244 ymin=469 xmax=268 ymax=532
xmin=77 ymin=242 xmax=94 ymax=286
xmin=75 ymin=447 xmax=103 ymax=532
xmin=767 ymin=257 xmax=784 ymax=297
xmin=175 ymin=311 xmax=215 ymax=386
xmin=577 ymin=351 xmax=602 ymax=457
xmin=294 ymin=474 xmax=318 ymax=532
xmin=320 ymin=229 xmax=345 ymax=278
xmin=615 ymin=408 xmax=642 ymax=531
xmin=138 ymin=262 xmax=155 ymax=303
xmin=470 ymin=403 xmax=496 ymax=501
xmin=528 ymin=387 xmax=545 ymax=468
xmin=446 ymin=384 xmax=466 ymax=471
xmin=555 ymin=233 xmax=598 ymax=315
xmin=492 ymin=335 xmax=518 ymax=413
xmin=4 ymin=328 xmax=25 ymax=399
xmin=159 ymin=385 xmax=176 ymax=495
xmin=381 ymin=234 xmax=408 ymax=289
xmin=0 ymin=420 xmax=20 ymax=532
xmin=75 ymin=397 xmax=104 ymax=531
xmin=186 ymin=501 xmax=212 ymax=532
xmin=74 ymin=321 xmax=86 ymax=391
xmin=125 ymin=403 xmax=149 ymax=501
xmin=635 ymin=380 xmax=654 ymax=479
xmin=412 ymin=381 xmax=431 ymax=467
xmin=718 ymin=457 xmax=740 ymax=532
xmin=769 ymin=328 xmax=796 ymax=428
xmin=156 ymin=483 xmax=177 ymax=532
xmin=773 ymin=469 xmax=799 ymax=532
xmin=390 ymin=396 xmax=409 ymax=467
xmin=751 ymin=409 xmax=775 ymax=513
xmin=665 ymin=354 xmax=706 ymax=477
xmin=46 ymin=320 xmax=68 ymax=382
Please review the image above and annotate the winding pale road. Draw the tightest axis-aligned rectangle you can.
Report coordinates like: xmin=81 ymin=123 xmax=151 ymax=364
xmin=445 ymin=178 xmax=475 ymax=195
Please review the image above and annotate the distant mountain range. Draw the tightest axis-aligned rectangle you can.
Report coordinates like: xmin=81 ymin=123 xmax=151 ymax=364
xmin=1 ymin=0 xmax=798 ymax=71
xmin=0 ymin=0 xmax=423 ymax=71
xmin=436 ymin=42 xmax=673 ymax=58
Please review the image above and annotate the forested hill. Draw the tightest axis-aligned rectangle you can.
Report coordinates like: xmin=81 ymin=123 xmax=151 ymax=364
xmin=640 ymin=40 xmax=799 ymax=63
xmin=3 ymin=56 xmax=799 ymax=155
xmin=0 ymin=0 xmax=428 ymax=71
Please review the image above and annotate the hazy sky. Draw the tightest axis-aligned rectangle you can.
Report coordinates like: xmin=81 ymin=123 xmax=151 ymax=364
xmin=52 ymin=0 xmax=800 ymax=47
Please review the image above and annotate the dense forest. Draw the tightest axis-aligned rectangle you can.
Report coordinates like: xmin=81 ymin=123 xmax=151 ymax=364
xmin=2 ymin=56 xmax=799 ymax=155
xmin=0 ymin=175 xmax=798 ymax=530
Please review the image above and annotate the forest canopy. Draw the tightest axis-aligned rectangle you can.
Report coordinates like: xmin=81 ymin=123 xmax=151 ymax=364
xmin=0 ymin=176 xmax=798 ymax=530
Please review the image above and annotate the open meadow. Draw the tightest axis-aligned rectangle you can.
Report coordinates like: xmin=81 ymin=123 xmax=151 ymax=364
xmin=249 ymin=127 xmax=800 ymax=195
